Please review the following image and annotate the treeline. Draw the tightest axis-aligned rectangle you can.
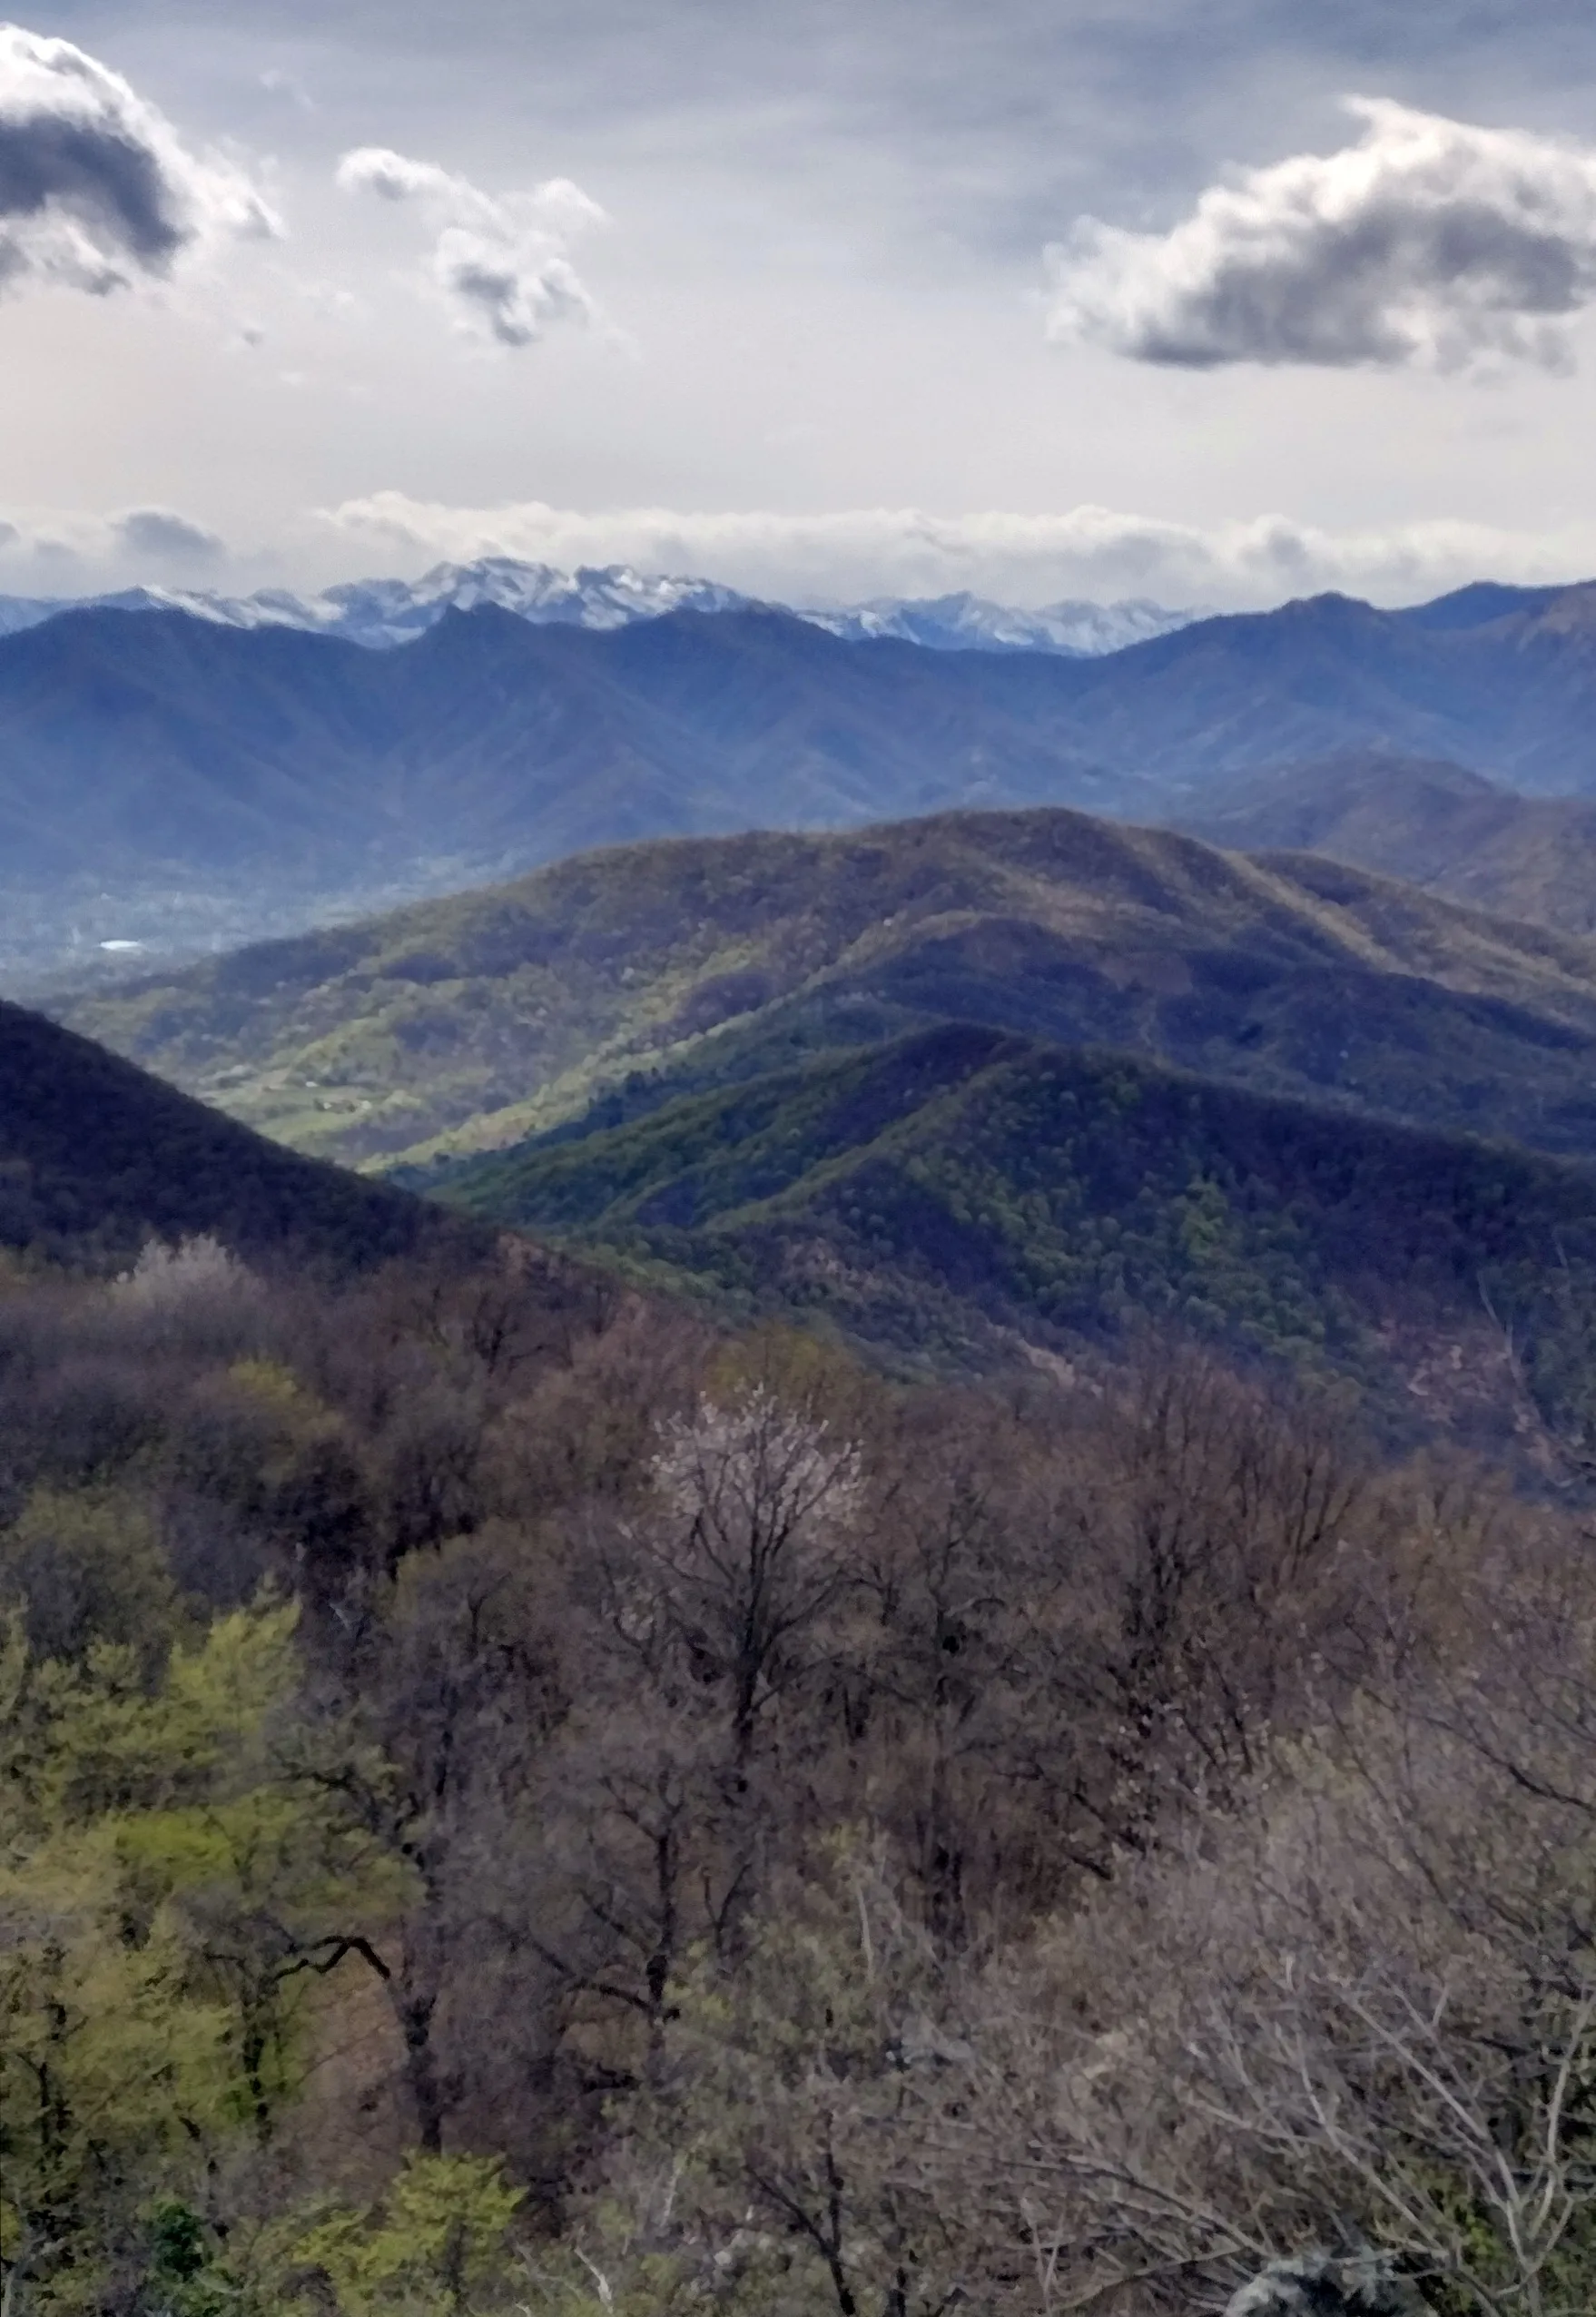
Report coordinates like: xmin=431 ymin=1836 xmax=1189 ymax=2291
xmin=2 ymin=1234 xmax=1594 ymax=2313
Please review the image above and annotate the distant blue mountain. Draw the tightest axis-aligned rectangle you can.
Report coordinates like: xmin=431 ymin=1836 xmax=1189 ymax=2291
xmin=1392 ymin=580 xmax=1575 ymax=631
xmin=7 ymin=577 xmax=1596 ymax=971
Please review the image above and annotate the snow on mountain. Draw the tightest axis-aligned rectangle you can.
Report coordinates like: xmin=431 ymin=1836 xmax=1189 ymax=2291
xmin=0 ymin=559 xmax=1198 ymax=656
xmin=314 ymin=557 xmax=761 ymax=645
xmin=0 ymin=584 xmax=323 ymax=639
xmin=802 ymin=590 xmax=1197 ymax=655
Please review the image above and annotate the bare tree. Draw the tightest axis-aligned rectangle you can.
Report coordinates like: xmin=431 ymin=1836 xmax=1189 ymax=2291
xmin=955 ymin=1692 xmax=1596 ymax=2316
xmin=639 ymin=1385 xmax=865 ymax=1772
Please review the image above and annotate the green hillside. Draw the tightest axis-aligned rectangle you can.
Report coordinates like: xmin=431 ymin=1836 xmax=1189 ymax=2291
xmin=53 ymin=806 xmax=1596 ymax=1173
xmin=437 ymin=1019 xmax=1596 ymax=1438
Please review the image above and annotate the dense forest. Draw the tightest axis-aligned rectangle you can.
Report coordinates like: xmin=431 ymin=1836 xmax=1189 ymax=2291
xmin=5 ymin=1214 xmax=1596 ymax=2316
xmin=437 ymin=1020 xmax=1596 ymax=1454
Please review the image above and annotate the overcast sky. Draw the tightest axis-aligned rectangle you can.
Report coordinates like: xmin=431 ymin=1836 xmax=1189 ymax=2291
xmin=7 ymin=0 xmax=1596 ymax=606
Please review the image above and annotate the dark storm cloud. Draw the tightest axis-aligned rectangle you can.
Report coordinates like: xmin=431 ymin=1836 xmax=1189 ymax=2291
xmin=0 ymin=24 xmax=277 ymax=296
xmin=115 ymin=508 xmax=224 ymax=558
xmin=37 ymin=0 xmax=1596 ymax=275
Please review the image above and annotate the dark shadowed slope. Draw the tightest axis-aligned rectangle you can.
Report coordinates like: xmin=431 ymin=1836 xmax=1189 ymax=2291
xmin=0 ymin=999 xmax=435 ymax=1267
xmin=1169 ymin=749 xmax=1596 ymax=937
xmin=54 ymin=806 xmax=1596 ymax=1173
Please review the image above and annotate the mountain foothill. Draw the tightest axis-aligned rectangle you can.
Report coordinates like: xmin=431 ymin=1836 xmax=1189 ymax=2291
xmin=30 ymin=758 xmax=1596 ymax=1454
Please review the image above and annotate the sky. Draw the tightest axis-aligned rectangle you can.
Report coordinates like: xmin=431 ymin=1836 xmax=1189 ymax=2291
xmin=6 ymin=0 xmax=1596 ymax=608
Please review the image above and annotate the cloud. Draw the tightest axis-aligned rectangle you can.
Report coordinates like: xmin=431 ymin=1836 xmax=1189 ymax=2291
xmin=0 ymin=25 xmax=280 ymax=300
xmin=113 ymin=508 xmax=224 ymax=562
xmin=0 ymin=504 xmax=230 ymax=573
xmin=259 ymin=67 xmax=314 ymax=113
xmin=1045 ymin=97 xmax=1596 ymax=372
xmin=316 ymin=489 xmax=1596 ymax=610
xmin=336 ymin=144 xmax=605 ymax=346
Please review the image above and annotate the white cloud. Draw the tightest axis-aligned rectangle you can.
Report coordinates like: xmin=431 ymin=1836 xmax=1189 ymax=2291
xmin=1046 ymin=97 xmax=1596 ymax=372
xmin=335 ymin=144 xmax=606 ymax=347
xmin=0 ymin=24 xmax=280 ymax=299
xmin=316 ymin=490 xmax=1596 ymax=610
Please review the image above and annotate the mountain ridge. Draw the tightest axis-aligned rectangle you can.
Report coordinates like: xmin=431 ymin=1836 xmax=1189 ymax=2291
xmin=54 ymin=804 xmax=1596 ymax=1181
xmin=1169 ymin=748 xmax=1596 ymax=936
xmin=430 ymin=1014 xmax=1596 ymax=1441
xmin=11 ymin=578 xmax=1596 ymax=974
xmin=0 ymin=995 xmax=437 ymax=1269
xmin=0 ymin=556 xmax=1195 ymax=657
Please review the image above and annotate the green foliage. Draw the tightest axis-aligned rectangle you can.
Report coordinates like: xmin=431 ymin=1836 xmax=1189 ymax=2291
xmin=280 ymin=2154 xmax=524 ymax=2317
xmin=438 ymin=1020 xmax=1596 ymax=1431
xmin=0 ymin=1596 xmax=404 ymax=2311
xmin=0 ymin=1486 xmax=182 ymax=1670
xmin=3 ymin=1123 xmax=1596 ymax=2317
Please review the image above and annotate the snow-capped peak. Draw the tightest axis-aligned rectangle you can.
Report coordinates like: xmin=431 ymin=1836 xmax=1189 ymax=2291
xmin=0 ymin=557 xmax=1199 ymax=658
xmin=802 ymin=590 xmax=1197 ymax=656
xmin=316 ymin=558 xmax=761 ymax=644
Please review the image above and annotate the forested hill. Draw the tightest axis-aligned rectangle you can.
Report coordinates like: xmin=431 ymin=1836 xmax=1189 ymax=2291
xmin=55 ymin=805 xmax=1596 ymax=1173
xmin=0 ymin=996 xmax=436 ymax=1267
xmin=436 ymin=1018 xmax=1596 ymax=1447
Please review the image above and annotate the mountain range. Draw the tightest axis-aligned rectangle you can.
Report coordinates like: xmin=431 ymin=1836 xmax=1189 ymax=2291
xmin=28 ymin=764 xmax=1596 ymax=1434
xmin=18 ymin=827 xmax=1596 ymax=1442
xmin=10 ymin=573 xmax=1596 ymax=976
xmin=432 ymin=1013 xmax=1596 ymax=1437
xmin=0 ymin=556 xmax=1193 ymax=657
